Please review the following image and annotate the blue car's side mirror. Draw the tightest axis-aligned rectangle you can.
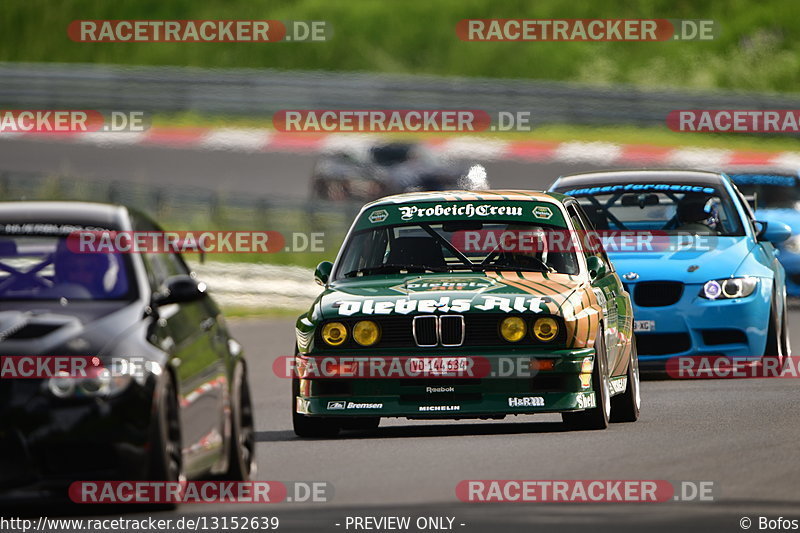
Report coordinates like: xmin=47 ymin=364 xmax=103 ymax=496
xmin=756 ymin=220 xmax=792 ymax=244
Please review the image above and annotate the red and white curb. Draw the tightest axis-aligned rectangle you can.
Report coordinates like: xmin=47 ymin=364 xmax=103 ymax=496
xmin=3 ymin=127 xmax=797 ymax=168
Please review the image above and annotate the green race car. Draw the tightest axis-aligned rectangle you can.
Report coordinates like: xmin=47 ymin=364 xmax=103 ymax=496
xmin=293 ymin=190 xmax=639 ymax=437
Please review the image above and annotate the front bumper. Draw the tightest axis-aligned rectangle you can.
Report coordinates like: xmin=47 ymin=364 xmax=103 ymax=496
xmin=629 ymin=281 xmax=770 ymax=365
xmin=0 ymin=380 xmax=154 ymax=498
xmin=294 ymin=348 xmax=602 ymax=418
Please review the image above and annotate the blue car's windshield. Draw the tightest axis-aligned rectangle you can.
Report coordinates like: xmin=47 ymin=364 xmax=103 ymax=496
xmin=558 ymin=183 xmax=745 ymax=236
xmin=728 ymin=173 xmax=800 ymax=210
xmin=0 ymin=235 xmax=136 ymax=301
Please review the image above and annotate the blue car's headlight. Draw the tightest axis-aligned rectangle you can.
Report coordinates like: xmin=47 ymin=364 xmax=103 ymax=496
xmin=700 ymin=277 xmax=758 ymax=300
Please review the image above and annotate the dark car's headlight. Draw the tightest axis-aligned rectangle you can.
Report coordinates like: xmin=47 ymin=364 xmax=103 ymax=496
xmin=46 ymin=360 xmax=155 ymax=398
xmin=700 ymin=277 xmax=758 ymax=300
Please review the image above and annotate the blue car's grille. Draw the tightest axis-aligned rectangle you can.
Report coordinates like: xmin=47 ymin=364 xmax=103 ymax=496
xmin=633 ymin=282 xmax=684 ymax=307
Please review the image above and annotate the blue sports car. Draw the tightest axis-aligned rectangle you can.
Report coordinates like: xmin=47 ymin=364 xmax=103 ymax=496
xmin=550 ymin=169 xmax=791 ymax=370
xmin=726 ymin=169 xmax=800 ymax=298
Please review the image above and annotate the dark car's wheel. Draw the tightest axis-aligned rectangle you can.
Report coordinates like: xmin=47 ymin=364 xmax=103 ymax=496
xmin=147 ymin=372 xmax=183 ymax=508
xmin=562 ymin=328 xmax=610 ymax=430
xmin=610 ymin=337 xmax=641 ymax=423
xmin=224 ymin=364 xmax=257 ymax=480
xmin=341 ymin=417 xmax=380 ymax=431
xmin=292 ymin=378 xmax=340 ymax=438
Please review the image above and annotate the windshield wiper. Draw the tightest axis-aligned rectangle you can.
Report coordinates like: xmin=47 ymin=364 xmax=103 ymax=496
xmin=479 ymin=261 xmax=555 ymax=274
xmin=343 ymin=264 xmax=449 ymax=277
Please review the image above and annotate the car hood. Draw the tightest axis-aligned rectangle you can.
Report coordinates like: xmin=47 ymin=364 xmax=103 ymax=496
xmin=317 ymin=272 xmax=586 ymax=319
xmin=0 ymin=301 xmax=142 ymax=357
xmin=609 ymin=236 xmax=754 ymax=283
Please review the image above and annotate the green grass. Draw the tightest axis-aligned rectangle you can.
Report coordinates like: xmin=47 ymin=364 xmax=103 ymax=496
xmin=2 ymin=0 xmax=800 ymax=92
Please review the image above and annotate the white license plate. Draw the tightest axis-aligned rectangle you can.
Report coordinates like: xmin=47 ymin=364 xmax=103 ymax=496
xmin=407 ymin=357 xmax=469 ymax=375
xmin=634 ymin=320 xmax=655 ymax=332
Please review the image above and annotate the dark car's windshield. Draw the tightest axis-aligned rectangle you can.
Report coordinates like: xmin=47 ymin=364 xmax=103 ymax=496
xmin=728 ymin=173 xmax=800 ymax=209
xmin=0 ymin=235 xmax=136 ymax=301
xmin=556 ymin=183 xmax=745 ymax=236
xmin=334 ymin=220 xmax=581 ymax=280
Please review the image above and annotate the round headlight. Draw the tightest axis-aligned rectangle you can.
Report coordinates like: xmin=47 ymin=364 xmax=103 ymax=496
xmin=533 ymin=317 xmax=558 ymax=342
xmin=353 ymin=320 xmax=381 ymax=346
xmin=500 ymin=316 xmax=527 ymax=342
xmin=722 ymin=278 xmax=743 ymax=298
xmin=703 ymin=280 xmax=722 ymax=300
xmin=322 ymin=322 xmax=348 ymax=346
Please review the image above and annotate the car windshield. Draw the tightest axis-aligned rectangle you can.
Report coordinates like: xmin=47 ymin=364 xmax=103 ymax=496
xmin=0 ymin=235 xmax=135 ymax=301
xmin=728 ymin=173 xmax=800 ymax=209
xmin=557 ymin=183 xmax=745 ymax=236
xmin=334 ymin=220 xmax=581 ymax=280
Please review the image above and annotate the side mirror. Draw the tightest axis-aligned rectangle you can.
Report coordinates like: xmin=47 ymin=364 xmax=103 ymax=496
xmin=586 ymin=256 xmax=607 ymax=281
xmin=314 ymin=261 xmax=333 ymax=286
xmin=756 ymin=220 xmax=792 ymax=244
xmin=153 ymin=275 xmax=207 ymax=306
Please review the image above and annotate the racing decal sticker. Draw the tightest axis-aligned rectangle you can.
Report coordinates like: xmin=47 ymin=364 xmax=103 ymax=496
xmin=335 ymin=295 xmax=549 ymax=316
xmin=609 ymin=377 xmax=628 ymax=394
xmin=368 ymin=209 xmax=388 ymax=223
xmin=393 ymin=279 xmax=494 ymax=292
xmin=398 ymin=203 xmax=524 ymax=220
xmin=563 ymin=183 xmax=716 ymax=196
xmin=576 ymin=392 xmax=596 ymax=409
xmin=532 ymin=206 xmax=553 ymax=219
xmin=508 ymin=396 xmax=545 ymax=407
xmin=418 ymin=405 xmax=460 ymax=411
xmin=328 ymin=401 xmax=383 ymax=410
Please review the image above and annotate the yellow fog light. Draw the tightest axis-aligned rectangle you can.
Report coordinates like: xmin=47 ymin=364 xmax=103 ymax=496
xmin=500 ymin=316 xmax=527 ymax=342
xmin=353 ymin=320 xmax=381 ymax=346
xmin=533 ymin=317 xmax=558 ymax=342
xmin=322 ymin=322 xmax=348 ymax=346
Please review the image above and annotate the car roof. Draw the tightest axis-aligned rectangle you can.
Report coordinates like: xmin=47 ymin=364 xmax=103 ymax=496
xmin=0 ymin=201 xmax=131 ymax=228
xmin=364 ymin=190 xmax=568 ymax=208
xmin=553 ymin=169 xmax=728 ymax=189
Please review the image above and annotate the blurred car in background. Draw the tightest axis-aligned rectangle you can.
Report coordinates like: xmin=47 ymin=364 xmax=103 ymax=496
xmin=310 ymin=141 xmax=485 ymax=201
xmin=726 ymin=168 xmax=800 ymax=298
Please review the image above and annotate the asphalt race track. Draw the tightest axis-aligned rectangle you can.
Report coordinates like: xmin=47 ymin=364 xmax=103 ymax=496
xmin=1 ymin=137 xmax=799 ymax=532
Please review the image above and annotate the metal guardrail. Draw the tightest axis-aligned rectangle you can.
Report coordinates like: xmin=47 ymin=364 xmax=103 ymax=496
xmin=2 ymin=62 xmax=800 ymax=127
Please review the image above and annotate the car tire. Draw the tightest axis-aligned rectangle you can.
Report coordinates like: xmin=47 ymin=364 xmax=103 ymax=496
xmin=147 ymin=372 xmax=183 ymax=509
xmin=340 ymin=417 xmax=380 ymax=431
xmin=610 ymin=337 xmax=641 ymax=423
xmin=562 ymin=328 xmax=610 ymax=431
xmin=763 ymin=293 xmax=786 ymax=370
xmin=223 ymin=364 xmax=257 ymax=481
xmin=292 ymin=377 xmax=340 ymax=438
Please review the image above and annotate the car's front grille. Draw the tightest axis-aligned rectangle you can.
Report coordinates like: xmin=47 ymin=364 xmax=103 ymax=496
xmin=413 ymin=316 xmax=438 ymax=346
xmin=634 ymin=282 xmax=684 ymax=307
xmin=440 ymin=315 xmax=465 ymax=346
xmin=316 ymin=314 xmax=566 ymax=350
xmin=635 ymin=333 xmax=692 ymax=355
xmin=790 ymin=273 xmax=800 ymax=287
